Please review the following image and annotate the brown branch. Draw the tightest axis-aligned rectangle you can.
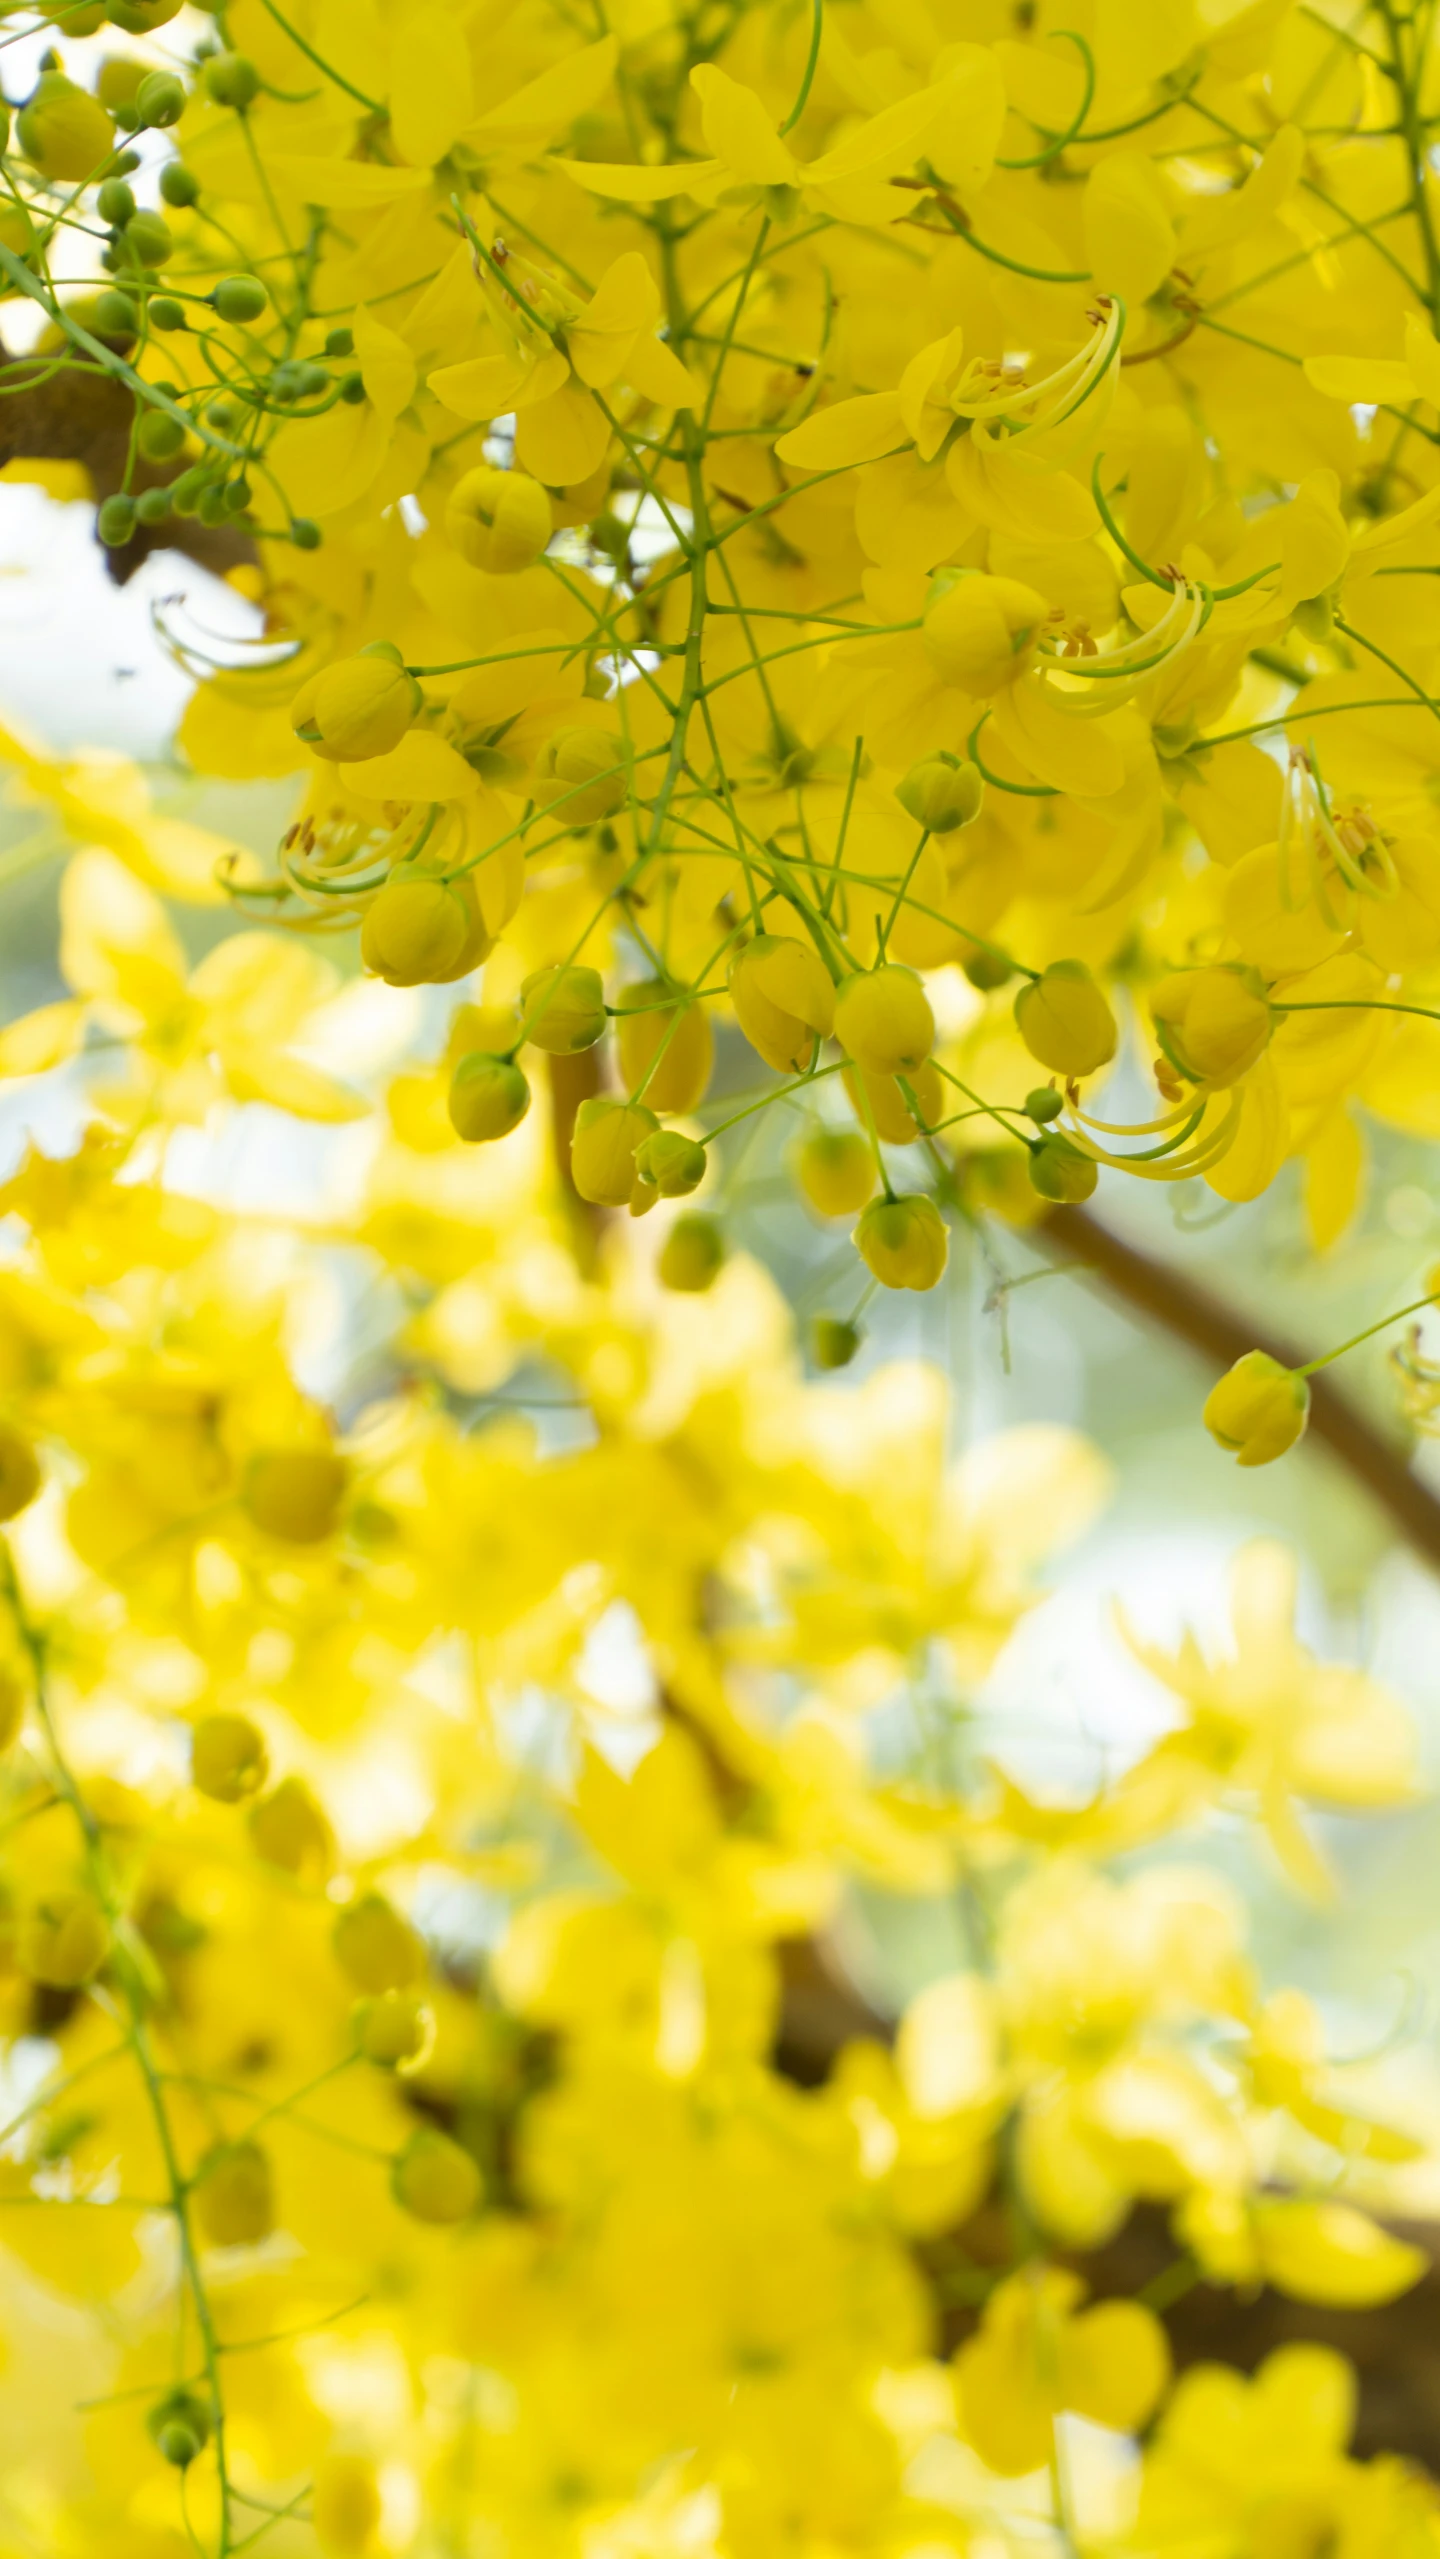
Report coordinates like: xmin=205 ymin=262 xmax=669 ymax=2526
xmin=0 ymin=337 xmax=256 ymax=586
xmin=1040 ymin=1204 xmax=1440 ymax=1572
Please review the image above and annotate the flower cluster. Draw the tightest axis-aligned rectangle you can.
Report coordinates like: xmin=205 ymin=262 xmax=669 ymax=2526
xmin=5 ymin=0 xmax=1440 ymax=1392
xmin=1 ymin=0 xmax=1440 ymax=2552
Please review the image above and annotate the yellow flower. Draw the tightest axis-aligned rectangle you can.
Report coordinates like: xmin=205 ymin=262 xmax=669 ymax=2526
xmin=1203 ymin=1351 xmax=1309 ymax=1467
xmin=954 ymin=2266 xmax=1169 ymax=2475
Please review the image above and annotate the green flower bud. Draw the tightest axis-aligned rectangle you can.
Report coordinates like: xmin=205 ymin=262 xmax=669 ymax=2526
xmin=148 ymin=2389 xmax=211 ymax=2470
xmin=1027 ymin=1134 xmax=1098 ymax=1203
xmin=123 ymin=210 xmax=172 ymax=266
xmin=242 ymin=1448 xmax=347 ymax=1544
xmin=204 ymin=51 xmax=260 ymax=108
xmin=448 ymin=1052 xmax=531 ymax=1144
xmin=91 ymin=287 xmax=138 ymax=337
xmin=834 ymin=964 xmax=934 ymax=1077
xmin=134 ymin=68 xmax=185 ymax=126
xmin=812 ymin=1316 xmax=862 ymax=1370
xmin=895 ymin=752 xmax=985 ymax=834
xmin=795 ymin=1127 xmax=874 ymax=1218
xmin=570 ymin=1096 xmax=659 ymax=1206
xmin=447 ymin=464 xmax=553 ymax=573
xmin=292 ymin=648 xmax=422 ymax=763
xmin=96 ymin=492 xmax=137 ymax=547
xmin=137 ymin=406 xmax=186 ymax=460
xmin=191 ymin=1711 xmax=268 ymax=1804
xmin=392 ymin=2127 xmax=483 ymax=2225
xmin=96 ymin=176 xmax=135 ymax=224
xmin=533 ymin=727 xmax=627 ymax=827
xmin=1024 ymin=1086 xmax=1064 ymax=1123
xmin=518 ymin=962 xmax=606 ymax=1055
xmin=193 ymin=2137 xmax=274 ymax=2247
xmin=212 ymin=273 xmax=268 ymax=324
xmin=855 ymin=1193 xmax=949 ymax=1292
xmin=107 ymin=0 xmax=185 ymax=27
xmin=17 ymin=71 xmax=114 ymax=181
xmin=159 ymin=160 xmax=200 ymax=206
xmin=658 ymin=1213 xmax=725 ymax=1294
xmin=962 ymin=946 xmax=1014 ymax=991
xmin=150 ymin=296 xmax=187 ymax=331
xmin=633 ymin=1129 xmax=707 ymax=1198
xmin=1014 ymin=960 xmax=1118 ymax=1080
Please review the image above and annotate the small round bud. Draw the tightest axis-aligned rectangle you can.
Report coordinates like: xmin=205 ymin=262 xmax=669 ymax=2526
xmin=133 ymin=68 xmax=185 ymax=127
xmin=962 ymin=946 xmax=1014 ymax=992
xmin=135 ymin=486 xmax=172 ymax=525
xmin=92 ymin=289 xmax=138 ymax=338
xmin=332 ymin=1891 xmax=424 ymax=1996
xmin=148 ymin=2388 xmax=211 ymax=2470
xmin=325 ymin=326 xmax=355 ymax=357
xmin=193 ymin=2138 xmax=274 ymax=2247
xmin=795 ymin=1128 xmax=874 ymax=1218
xmin=96 ymin=176 xmax=135 ymax=225
xmin=340 ymin=371 xmax=366 ymax=403
xmin=895 ymin=753 xmax=985 ymax=834
xmin=17 ymin=72 xmax=114 ymax=181
xmin=363 ymin=864 xmax=470 ymax=972
xmin=354 ymin=1987 xmax=433 ymax=2070
xmin=392 ymin=2127 xmax=482 ymax=2225
xmin=292 ymin=649 xmax=421 ymax=763
xmin=1014 ymin=960 xmax=1118 ymax=1080
xmin=137 ymin=406 xmax=186 ymax=461
xmin=1024 ymin=1086 xmax=1064 ymax=1124
xmin=446 ymin=464 xmax=553 ymax=573
xmin=124 ymin=210 xmax=172 ymax=267
xmin=249 ymin=1776 xmax=333 ymax=1880
xmin=518 ymin=962 xmax=606 ymax=1055
xmin=615 ymin=981 xmax=714 ymax=1114
xmin=854 ymin=1194 xmax=949 ymax=1293
xmin=448 ymin=1051 xmax=531 ymax=1144
xmin=729 ymin=934 xmax=836 ymax=1073
xmin=150 ymin=296 xmax=187 ymax=331
xmin=313 ymin=2453 xmax=384 ymax=2556
xmin=291 ymin=518 xmax=323 ymax=549
xmin=191 ymin=1711 xmax=267 ymax=1804
xmin=160 ymin=160 xmax=200 ymax=206
xmin=204 ymin=51 xmax=261 ymax=108
xmin=922 ymin=572 xmax=1047 ymax=693
xmin=197 ymin=483 xmax=229 ymax=526
xmin=658 ymin=1214 xmax=725 ymax=1295
xmin=812 ymin=1316 xmax=861 ymax=1370
xmin=107 ymin=0 xmax=185 ymax=27
xmin=1027 ymin=1134 xmax=1098 ymax=1203
xmin=170 ymin=465 xmax=207 ymax=514
xmin=242 ymin=1448 xmax=347 ymax=1544
xmin=834 ymin=965 xmax=935 ymax=1078
xmin=532 ymin=728 xmax=627 ymax=828
xmin=97 ymin=492 xmax=137 ymax=548
xmin=570 ymin=1096 xmax=660 ymax=1207
xmin=1203 ymin=1350 xmax=1310 ymax=1467
xmin=633 ymin=1130 xmax=706 ymax=1198
xmin=212 ymin=272 xmax=269 ymax=323
xmin=19 ymin=1890 xmax=109 ymax=1988
xmin=0 ymin=1428 xmax=42 ymax=1522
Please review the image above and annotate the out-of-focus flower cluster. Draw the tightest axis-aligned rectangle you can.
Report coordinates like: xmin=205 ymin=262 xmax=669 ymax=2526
xmin=0 ymin=825 xmax=1428 ymax=2553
